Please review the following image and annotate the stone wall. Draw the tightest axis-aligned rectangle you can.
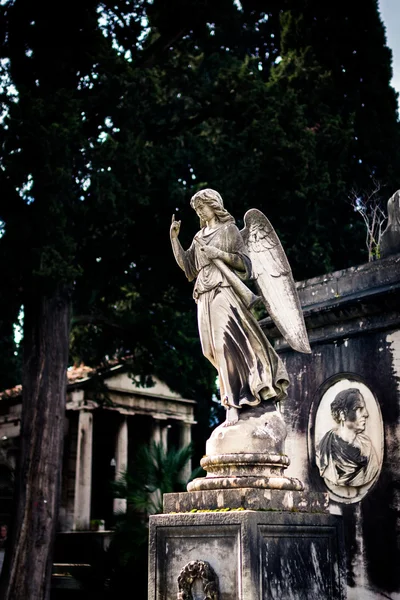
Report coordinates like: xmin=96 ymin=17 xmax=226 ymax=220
xmin=262 ymin=253 xmax=400 ymax=600
xmin=150 ymin=511 xmax=346 ymax=600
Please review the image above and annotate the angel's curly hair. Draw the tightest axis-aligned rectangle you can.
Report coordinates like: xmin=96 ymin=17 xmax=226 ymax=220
xmin=190 ymin=188 xmax=235 ymax=228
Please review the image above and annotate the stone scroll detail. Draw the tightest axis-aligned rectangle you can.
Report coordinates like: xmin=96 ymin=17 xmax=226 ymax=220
xmin=177 ymin=560 xmax=219 ymax=600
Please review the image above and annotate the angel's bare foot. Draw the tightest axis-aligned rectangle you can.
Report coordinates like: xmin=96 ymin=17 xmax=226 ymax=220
xmin=224 ymin=406 xmax=239 ymax=427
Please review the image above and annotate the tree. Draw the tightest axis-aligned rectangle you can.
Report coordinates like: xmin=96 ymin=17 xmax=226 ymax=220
xmin=348 ymin=179 xmax=388 ymax=261
xmin=0 ymin=1 xmax=257 ymax=595
xmin=1 ymin=1 xmax=399 ymax=596
xmin=0 ymin=1 xmax=141 ymax=596
xmin=278 ymin=0 xmax=400 ymax=267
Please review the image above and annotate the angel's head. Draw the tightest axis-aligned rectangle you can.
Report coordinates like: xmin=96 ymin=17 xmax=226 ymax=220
xmin=190 ymin=188 xmax=235 ymax=228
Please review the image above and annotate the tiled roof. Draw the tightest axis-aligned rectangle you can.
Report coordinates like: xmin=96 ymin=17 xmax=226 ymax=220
xmin=0 ymin=364 xmax=96 ymax=400
xmin=67 ymin=364 xmax=95 ymax=383
xmin=0 ymin=384 xmax=22 ymax=400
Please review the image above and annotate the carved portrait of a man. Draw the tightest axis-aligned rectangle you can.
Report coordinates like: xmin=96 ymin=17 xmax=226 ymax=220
xmin=316 ymin=388 xmax=379 ymax=487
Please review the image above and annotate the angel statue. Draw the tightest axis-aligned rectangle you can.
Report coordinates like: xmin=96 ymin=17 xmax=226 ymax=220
xmin=170 ymin=188 xmax=310 ymax=427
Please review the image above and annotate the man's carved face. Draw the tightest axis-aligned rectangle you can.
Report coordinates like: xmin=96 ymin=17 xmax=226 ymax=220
xmin=344 ymin=397 xmax=369 ymax=433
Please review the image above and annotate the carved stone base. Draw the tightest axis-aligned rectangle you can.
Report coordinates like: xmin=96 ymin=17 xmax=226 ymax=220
xmin=188 ymin=405 xmax=304 ymax=492
xmin=149 ymin=511 xmax=346 ymax=600
xmin=164 ymin=488 xmax=329 ymax=513
xmin=206 ymin=404 xmax=287 ymax=455
xmin=188 ymin=453 xmax=303 ymax=492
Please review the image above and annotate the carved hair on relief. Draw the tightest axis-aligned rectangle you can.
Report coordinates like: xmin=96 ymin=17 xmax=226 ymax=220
xmin=314 ymin=379 xmax=383 ymax=503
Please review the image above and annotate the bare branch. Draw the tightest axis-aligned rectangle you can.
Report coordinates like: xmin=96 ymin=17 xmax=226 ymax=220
xmin=348 ymin=179 xmax=388 ymax=261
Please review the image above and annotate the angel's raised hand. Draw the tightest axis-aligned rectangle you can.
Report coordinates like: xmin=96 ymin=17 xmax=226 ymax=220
xmin=170 ymin=214 xmax=181 ymax=239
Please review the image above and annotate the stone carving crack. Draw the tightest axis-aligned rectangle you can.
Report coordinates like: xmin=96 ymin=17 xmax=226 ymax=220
xmin=177 ymin=560 xmax=219 ymax=600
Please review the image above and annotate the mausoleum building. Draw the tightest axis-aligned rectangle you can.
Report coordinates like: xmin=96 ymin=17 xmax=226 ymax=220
xmin=0 ymin=364 xmax=196 ymax=531
xmin=262 ymin=252 xmax=400 ymax=599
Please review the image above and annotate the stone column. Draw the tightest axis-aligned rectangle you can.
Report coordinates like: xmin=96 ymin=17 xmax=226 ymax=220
xmin=161 ymin=424 xmax=168 ymax=453
xmin=180 ymin=421 xmax=192 ymax=483
xmin=73 ymin=410 xmax=93 ymax=530
xmin=150 ymin=417 xmax=168 ymax=513
xmin=113 ymin=415 xmax=128 ymax=514
xmin=151 ymin=417 xmax=168 ymax=451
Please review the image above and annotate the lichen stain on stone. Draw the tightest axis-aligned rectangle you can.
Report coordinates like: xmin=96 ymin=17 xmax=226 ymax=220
xmin=295 ymin=366 xmax=308 ymax=381
xmin=310 ymin=542 xmax=324 ymax=587
xmin=386 ymin=331 xmax=400 ymax=395
xmin=282 ymin=492 xmax=293 ymax=510
xmin=351 ymin=504 xmax=367 ymax=591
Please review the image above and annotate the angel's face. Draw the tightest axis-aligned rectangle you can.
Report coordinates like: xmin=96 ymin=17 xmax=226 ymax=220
xmin=195 ymin=201 xmax=215 ymax=223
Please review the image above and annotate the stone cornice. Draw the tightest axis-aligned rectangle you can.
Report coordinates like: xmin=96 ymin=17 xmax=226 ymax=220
xmin=261 ymin=253 xmax=400 ymax=350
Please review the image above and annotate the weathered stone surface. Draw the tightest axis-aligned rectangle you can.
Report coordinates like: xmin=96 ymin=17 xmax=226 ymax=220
xmin=203 ymin=452 xmax=291 ymax=470
xmin=261 ymin=252 xmax=400 ymax=350
xmin=187 ymin=451 xmax=303 ymax=492
xmin=296 ymin=253 xmax=400 ymax=310
xmin=149 ymin=511 xmax=346 ymax=600
xmin=188 ymin=474 xmax=304 ymax=492
xmin=189 ymin=403 xmax=304 ymax=492
xmin=206 ymin=404 xmax=287 ymax=455
xmin=163 ymin=488 xmax=329 ymax=513
xmin=260 ymin=255 xmax=400 ymax=599
xmin=187 ymin=452 xmax=304 ymax=492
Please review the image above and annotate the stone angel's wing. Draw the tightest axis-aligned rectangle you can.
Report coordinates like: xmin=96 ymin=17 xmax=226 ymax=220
xmin=241 ymin=209 xmax=311 ymax=354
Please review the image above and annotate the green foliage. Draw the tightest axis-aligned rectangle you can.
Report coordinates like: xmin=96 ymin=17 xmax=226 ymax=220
xmin=278 ymin=0 xmax=400 ymax=266
xmin=0 ymin=0 xmax=399 ymax=449
xmin=86 ymin=442 xmax=196 ymax=598
xmin=111 ymin=442 xmax=194 ymax=514
xmin=0 ymin=2 xmax=398 ymax=596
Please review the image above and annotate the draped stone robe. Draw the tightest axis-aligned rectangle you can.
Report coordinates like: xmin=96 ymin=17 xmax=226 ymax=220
xmin=316 ymin=429 xmax=379 ymax=487
xmin=181 ymin=221 xmax=289 ymax=408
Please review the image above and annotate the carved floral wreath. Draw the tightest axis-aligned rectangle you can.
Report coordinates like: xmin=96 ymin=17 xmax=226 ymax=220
xmin=177 ymin=560 xmax=219 ymax=600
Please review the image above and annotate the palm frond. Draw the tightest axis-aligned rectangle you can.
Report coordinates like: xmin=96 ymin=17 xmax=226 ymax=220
xmin=111 ymin=442 xmax=194 ymax=515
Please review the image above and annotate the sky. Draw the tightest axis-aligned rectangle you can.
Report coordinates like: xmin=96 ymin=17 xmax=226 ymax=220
xmin=379 ymin=0 xmax=400 ymax=104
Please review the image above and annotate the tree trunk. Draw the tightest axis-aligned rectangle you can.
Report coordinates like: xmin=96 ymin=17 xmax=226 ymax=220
xmin=0 ymin=287 xmax=71 ymax=600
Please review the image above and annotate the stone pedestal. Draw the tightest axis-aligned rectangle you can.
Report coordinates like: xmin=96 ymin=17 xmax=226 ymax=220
xmin=188 ymin=404 xmax=304 ymax=493
xmin=149 ymin=400 xmax=346 ymax=599
xmin=149 ymin=506 xmax=346 ymax=600
xmin=163 ymin=488 xmax=329 ymax=513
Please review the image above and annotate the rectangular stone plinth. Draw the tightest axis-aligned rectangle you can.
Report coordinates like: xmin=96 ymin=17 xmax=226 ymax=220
xmin=163 ymin=488 xmax=329 ymax=513
xmin=149 ymin=510 xmax=346 ymax=600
